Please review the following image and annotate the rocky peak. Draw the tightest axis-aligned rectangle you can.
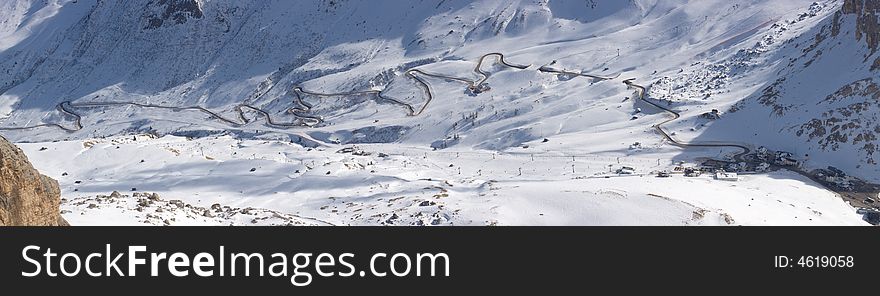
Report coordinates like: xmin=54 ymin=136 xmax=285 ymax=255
xmin=835 ymin=0 xmax=880 ymax=55
xmin=144 ymin=0 xmax=204 ymax=30
xmin=0 ymin=136 xmax=68 ymax=226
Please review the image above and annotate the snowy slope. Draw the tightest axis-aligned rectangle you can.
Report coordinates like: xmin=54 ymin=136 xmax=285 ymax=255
xmin=649 ymin=0 xmax=880 ymax=182
xmin=18 ymin=135 xmax=866 ymax=226
xmin=0 ymin=0 xmax=872 ymax=225
xmin=0 ymin=0 xmax=818 ymax=146
xmin=731 ymin=0 xmax=880 ymax=181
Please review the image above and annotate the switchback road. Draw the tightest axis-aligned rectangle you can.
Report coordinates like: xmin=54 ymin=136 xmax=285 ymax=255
xmin=624 ymin=79 xmax=751 ymax=162
xmin=0 ymin=53 xmax=535 ymax=134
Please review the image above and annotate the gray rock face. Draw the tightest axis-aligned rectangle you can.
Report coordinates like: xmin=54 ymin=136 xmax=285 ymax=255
xmin=840 ymin=0 xmax=880 ymax=54
xmin=0 ymin=135 xmax=68 ymax=226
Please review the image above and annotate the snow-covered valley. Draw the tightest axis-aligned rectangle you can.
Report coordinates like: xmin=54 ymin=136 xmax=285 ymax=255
xmin=1 ymin=0 xmax=878 ymax=225
xmin=17 ymin=135 xmax=866 ymax=225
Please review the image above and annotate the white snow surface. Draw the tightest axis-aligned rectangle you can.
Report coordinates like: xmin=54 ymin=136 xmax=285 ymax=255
xmin=18 ymin=135 xmax=866 ymax=226
xmin=0 ymin=0 xmax=872 ymax=225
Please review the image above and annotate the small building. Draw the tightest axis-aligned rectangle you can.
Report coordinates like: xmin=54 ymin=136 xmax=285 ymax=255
xmin=755 ymin=162 xmax=771 ymax=172
xmin=775 ymin=157 xmax=799 ymax=167
xmin=617 ymin=166 xmax=636 ymax=175
xmin=352 ymin=150 xmax=371 ymax=156
xmin=756 ymin=146 xmax=771 ymax=160
xmin=684 ymin=167 xmax=702 ymax=177
xmin=700 ymin=162 xmax=721 ymax=172
xmin=773 ymin=151 xmax=799 ymax=167
xmin=699 ymin=109 xmax=721 ymax=120
xmin=337 ymin=146 xmax=369 ymax=156
xmin=822 ymin=174 xmax=843 ymax=184
xmin=557 ymin=73 xmax=577 ymax=80
xmin=833 ymin=180 xmax=853 ymax=191
xmin=467 ymin=83 xmax=491 ymax=95
xmin=726 ymin=163 xmax=741 ymax=172
xmin=715 ymin=171 xmax=739 ymax=181
xmin=826 ymin=166 xmax=846 ymax=177
xmin=815 ymin=166 xmax=851 ymax=189
xmin=336 ymin=147 xmax=356 ymax=154
xmin=775 ymin=151 xmax=794 ymax=159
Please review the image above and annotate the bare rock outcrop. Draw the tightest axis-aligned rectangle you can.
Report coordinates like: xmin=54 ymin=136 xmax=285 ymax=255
xmin=835 ymin=0 xmax=880 ymax=55
xmin=0 ymin=135 xmax=68 ymax=226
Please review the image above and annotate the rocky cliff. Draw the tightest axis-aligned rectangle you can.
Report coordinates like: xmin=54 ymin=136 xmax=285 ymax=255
xmin=840 ymin=0 xmax=880 ymax=54
xmin=0 ymin=135 xmax=68 ymax=226
xmin=712 ymin=0 xmax=880 ymax=181
xmin=792 ymin=0 xmax=880 ymax=167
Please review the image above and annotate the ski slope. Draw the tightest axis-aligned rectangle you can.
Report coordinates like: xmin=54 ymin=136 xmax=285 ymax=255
xmin=0 ymin=0 xmax=873 ymax=225
xmin=18 ymin=135 xmax=866 ymax=226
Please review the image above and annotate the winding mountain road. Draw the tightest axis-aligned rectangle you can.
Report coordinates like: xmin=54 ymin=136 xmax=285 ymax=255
xmin=623 ymin=79 xmax=751 ymax=162
xmin=538 ymin=66 xmax=621 ymax=81
xmin=1 ymin=101 xmax=307 ymax=132
xmin=0 ymin=52 xmax=537 ymax=134
xmin=0 ymin=51 xmax=750 ymax=164
xmin=4 ymin=51 xmax=725 ymax=165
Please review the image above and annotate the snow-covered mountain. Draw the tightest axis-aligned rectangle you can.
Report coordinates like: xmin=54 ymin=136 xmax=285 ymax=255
xmin=0 ymin=0 xmax=810 ymax=132
xmin=698 ymin=0 xmax=880 ymax=181
xmin=0 ymin=0 xmax=632 ymax=118
xmin=1 ymin=0 xmax=875 ymax=225
xmin=0 ymin=0 xmax=826 ymax=150
xmin=644 ymin=0 xmax=880 ymax=182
